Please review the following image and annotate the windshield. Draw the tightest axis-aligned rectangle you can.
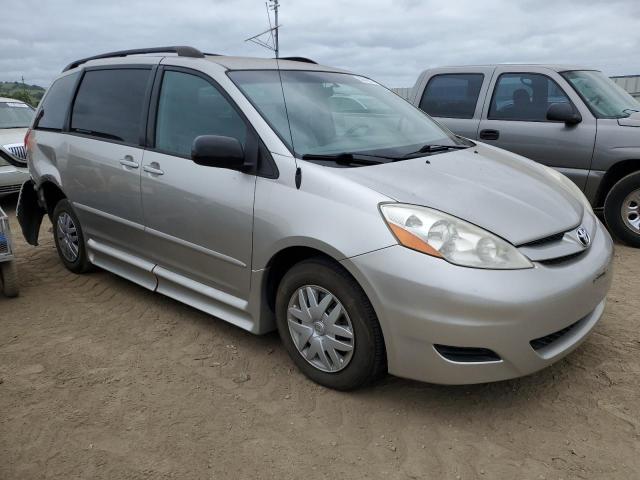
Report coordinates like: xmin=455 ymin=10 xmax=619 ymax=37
xmin=561 ymin=70 xmax=640 ymax=119
xmin=0 ymin=101 xmax=34 ymax=129
xmin=228 ymin=70 xmax=462 ymax=159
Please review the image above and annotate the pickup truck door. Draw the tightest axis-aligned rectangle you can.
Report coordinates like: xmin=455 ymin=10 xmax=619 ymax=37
xmin=414 ymin=67 xmax=495 ymax=140
xmin=477 ymin=66 xmax=596 ymax=189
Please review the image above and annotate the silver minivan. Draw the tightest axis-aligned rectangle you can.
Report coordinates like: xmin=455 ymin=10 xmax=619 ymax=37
xmin=410 ymin=65 xmax=640 ymax=247
xmin=18 ymin=47 xmax=613 ymax=390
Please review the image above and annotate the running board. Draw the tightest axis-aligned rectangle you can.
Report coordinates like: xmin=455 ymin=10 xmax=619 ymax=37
xmin=87 ymin=239 xmax=157 ymax=291
xmin=153 ymin=265 xmax=256 ymax=333
xmin=86 ymin=238 xmax=257 ymax=333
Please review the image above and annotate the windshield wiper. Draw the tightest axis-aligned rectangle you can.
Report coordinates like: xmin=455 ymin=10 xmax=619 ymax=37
xmin=399 ymin=143 xmax=471 ymax=159
xmin=622 ymin=108 xmax=640 ymax=115
xmin=301 ymin=153 xmax=385 ymax=166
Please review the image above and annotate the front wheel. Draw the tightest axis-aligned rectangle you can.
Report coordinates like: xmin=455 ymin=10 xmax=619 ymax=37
xmin=275 ymin=258 xmax=386 ymax=390
xmin=604 ymin=171 xmax=640 ymax=248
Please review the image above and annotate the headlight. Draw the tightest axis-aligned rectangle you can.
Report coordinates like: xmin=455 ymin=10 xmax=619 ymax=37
xmin=380 ymin=204 xmax=533 ymax=269
xmin=544 ymin=167 xmax=593 ymax=214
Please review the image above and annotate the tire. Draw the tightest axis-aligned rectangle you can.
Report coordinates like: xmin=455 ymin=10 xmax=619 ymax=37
xmin=604 ymin=171 xmax=640 ymax=248
xmin=0 ymin=261 xmax=19 ymax=298
xmin=52 ymin=199 xmax=92 ymax=273
xmin=275 ymin=257 xmax=386 ymax=390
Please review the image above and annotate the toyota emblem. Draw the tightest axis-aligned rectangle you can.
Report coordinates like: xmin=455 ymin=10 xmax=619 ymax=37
xmin=576 ymin=227 xmax=590 ymax=247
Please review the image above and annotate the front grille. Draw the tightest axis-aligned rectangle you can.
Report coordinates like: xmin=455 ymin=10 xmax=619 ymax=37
xmin=6 ymin=145 xmax=26 ymax=160
xmin=0 ymin=184 xmax=21 ymax=194
xmin=538 ymin=250 xmax=585 ymax=265
xmin=519 ymin=231 xmax=565 ymax=247
xmin=530 ymin=320 xmax=581 ymax=351
xmin=434 ymin=344 xmax=501 ymax=363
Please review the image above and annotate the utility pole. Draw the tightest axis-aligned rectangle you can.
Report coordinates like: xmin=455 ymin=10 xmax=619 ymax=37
xmin=272 ymin=0 xmax=279 ymax=58
xmin=245 ymin=0 xmax=280 ymax=58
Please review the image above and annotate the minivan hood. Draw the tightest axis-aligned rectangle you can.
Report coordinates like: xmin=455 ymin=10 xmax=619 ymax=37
xmin=0 ymin=127 xmax=27 ymax=145
xmin=341 ymin=143 xmax=583 ymax=245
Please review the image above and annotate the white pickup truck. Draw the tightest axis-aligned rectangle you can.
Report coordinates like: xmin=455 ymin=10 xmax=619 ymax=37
xmin=406 ymin=65 xmax=640 ymax=247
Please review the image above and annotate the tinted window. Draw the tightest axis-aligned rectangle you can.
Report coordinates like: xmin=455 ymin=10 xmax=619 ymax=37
xmin=419 ymin=74 xmax=484 ymax=119
xmin=36 ymin=72 xmax=79 ymax=131
xmin=489 ymin=73 xmax=571 ymax=121
xmin=155 ymin=71 xmax=247 ymax=157
xmin=71 ymin=69 xmax=150 ymax=144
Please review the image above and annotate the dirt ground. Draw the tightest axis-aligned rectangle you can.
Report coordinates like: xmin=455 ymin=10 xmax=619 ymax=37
xmin=0 ymin=195 xmax=638 ymax=480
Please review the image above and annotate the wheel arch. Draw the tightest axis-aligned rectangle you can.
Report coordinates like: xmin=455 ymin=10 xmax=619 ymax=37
xmin=595 ymin=159 xmax=640 ymax=208
xmin=37 ymin=177 xmax=67 ymax=218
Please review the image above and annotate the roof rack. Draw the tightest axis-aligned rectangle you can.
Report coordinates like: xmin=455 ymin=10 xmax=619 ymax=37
xmin=62 ymin=46 xmax=206 ymax=72
xmin=278 ymin=56 xmax=318 ymax=64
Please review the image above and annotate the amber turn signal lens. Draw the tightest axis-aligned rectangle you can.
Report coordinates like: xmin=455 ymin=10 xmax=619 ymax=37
xmin=389 ymin=224 xmax=443 ymax=258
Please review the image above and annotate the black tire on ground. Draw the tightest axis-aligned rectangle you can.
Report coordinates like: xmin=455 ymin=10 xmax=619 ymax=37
xmin=275 ymin=257 xmax=386 ymax=390
xmin=604 ymin=171 xmax=640 ymax=248
xmin=0 ymin=261 xmax=19 ymax=297
xmin=52 ymin=199 xmax=93 ymax=274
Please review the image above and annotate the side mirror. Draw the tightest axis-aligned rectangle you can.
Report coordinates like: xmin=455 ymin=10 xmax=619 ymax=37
xmin=546 ymin=103 xmax=582 ymax=125
xmin=191 ymin=135 xmax=247 ymax=170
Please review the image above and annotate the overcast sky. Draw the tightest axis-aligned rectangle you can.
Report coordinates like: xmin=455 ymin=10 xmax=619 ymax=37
xmin=1 ymin=0 xmax=639 ymax=89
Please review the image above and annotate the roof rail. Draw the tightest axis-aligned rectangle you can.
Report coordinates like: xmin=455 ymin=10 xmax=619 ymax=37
xmin=62 ymin=46 xmax=206 ymax=72
xmin=278 ymin=56 xmax=318 ymax=64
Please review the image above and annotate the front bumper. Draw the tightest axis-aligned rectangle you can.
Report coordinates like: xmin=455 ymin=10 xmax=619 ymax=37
xmin=342 ymin=219 xmax=614 ymax=385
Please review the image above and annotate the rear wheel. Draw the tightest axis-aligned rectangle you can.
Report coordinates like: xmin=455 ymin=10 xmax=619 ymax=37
xmin=0 ymin=261 xmax=19 ymax=297
xmin=52 ymin=199 xmax=92 ymax=273
xmin=604 ymin=171 xmax=640 ymax=248
xmin=275 ymin=257 xmax=386 ymax=390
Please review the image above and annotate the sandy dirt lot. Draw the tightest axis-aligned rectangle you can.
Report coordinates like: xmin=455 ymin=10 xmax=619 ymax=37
xmin=0 ymin=196 xmax=639 ymax=480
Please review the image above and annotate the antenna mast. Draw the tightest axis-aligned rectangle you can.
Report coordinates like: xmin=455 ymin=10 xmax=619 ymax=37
xmin=245 ymin=0 xmax=280 ymax=58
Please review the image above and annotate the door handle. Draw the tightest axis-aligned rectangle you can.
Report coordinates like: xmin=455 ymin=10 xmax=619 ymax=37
xmin=143 ymin=162 xmax=164 ymax=175
xmin=119 ymin=155 xmax=139 ymax=168
xmin=479 ymin=129 xmax=500 ymax=140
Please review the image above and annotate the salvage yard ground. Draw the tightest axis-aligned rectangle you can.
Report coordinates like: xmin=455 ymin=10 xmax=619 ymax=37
xmin=1 ymin=196 xmax=639 ymax=479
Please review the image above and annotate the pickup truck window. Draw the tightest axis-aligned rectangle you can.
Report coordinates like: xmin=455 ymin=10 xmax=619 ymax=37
xmin=419 ymin=73 xmax=484 ymax=119
xmin=489 ymin=73 xmax=570 ymax=122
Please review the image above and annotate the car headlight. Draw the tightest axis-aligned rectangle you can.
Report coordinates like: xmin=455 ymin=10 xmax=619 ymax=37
xmin=380 ymin=204 xmax=533 ymax=269
xmin=544 ymin=167 xmax=593 ymax=214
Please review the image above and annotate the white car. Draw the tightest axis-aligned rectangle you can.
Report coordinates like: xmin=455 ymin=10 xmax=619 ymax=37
xmin=0 ymin=97 xmax=33 ymax=196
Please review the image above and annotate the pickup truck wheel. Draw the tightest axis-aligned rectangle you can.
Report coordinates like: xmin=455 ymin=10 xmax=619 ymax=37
xmin=0 ymin=261 xmax=19 ymax=297
xmin=604 ymin=171 xmax=640 ymax=248
xmin=52 ymin=199 xmax=93 ymax=273
xmin=275 ymin=257 xmax=386 ymax=390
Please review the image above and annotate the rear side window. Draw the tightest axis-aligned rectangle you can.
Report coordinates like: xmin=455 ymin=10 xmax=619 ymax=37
xmin=489 ymin=73 xmax=571 ymax=121
xmin=71 ymin=69 xmax=151 ymax=144
xmin=419 ymin=73 xmax=484 ymax=119
xmin=36 ymin=72 xmax=79 ymax=131
xmin=154 ymin=70 xmax=247 ymax=157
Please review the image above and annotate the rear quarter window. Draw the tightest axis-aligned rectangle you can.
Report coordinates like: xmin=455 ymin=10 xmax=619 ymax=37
xmin=419 ymin=73 xmax=484 ymax=119
xmin=35 ymin=72 xmax=79 ymax=131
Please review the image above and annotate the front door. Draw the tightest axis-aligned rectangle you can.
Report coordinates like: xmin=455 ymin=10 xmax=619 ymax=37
xmin=141 ymin=67 xmax=256 ymax=301
xmin=478 ymin=68 xmax=596 ymax=189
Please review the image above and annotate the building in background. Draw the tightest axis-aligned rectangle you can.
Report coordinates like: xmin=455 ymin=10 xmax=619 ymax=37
xmin=611 ymin=75 xmax=640 ymax=100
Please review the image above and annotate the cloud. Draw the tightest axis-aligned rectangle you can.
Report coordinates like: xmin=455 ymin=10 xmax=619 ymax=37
xmin=1 ymin=0 xmax=639 ymax=88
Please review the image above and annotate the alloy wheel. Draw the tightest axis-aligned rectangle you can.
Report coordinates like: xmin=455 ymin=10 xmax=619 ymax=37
xmin=621 ymin=188 xmax=640 ymax=233
xmin=56 ymin=212 xmax=80 ymax=262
